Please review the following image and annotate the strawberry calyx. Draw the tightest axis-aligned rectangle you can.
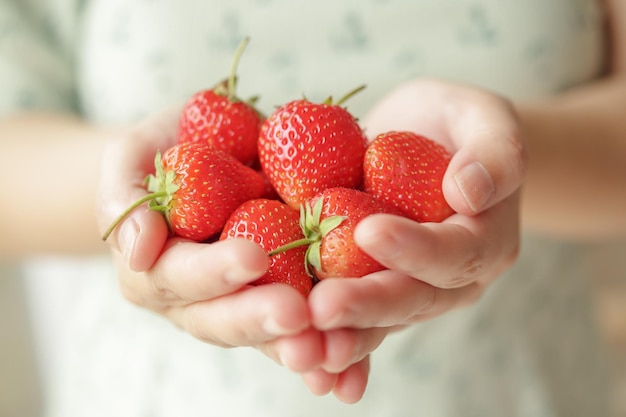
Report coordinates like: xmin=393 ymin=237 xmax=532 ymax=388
xmin=101 ymin=150 xmax=179 ymax=241
xmin=268 ymin=198 xmax=345 ymax=276
xmin=144 ymin=150 xmax=179 ymax=215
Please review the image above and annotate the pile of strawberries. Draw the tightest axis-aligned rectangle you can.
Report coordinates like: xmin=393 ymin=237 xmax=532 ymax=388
xmin=104 ymin=39 xmax=455 ymax=296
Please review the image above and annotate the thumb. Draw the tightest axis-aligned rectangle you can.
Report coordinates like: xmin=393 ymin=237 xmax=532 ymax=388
xmin=96 ymin=106 xmax=181 ymax=271
xmin=442 ymin=100 xmax=528 ymax=215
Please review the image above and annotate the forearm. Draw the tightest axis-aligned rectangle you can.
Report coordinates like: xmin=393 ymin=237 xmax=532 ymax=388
xmin=0 ymin=112 xmax=120 ymax=258
xmin=517 ymin=75 xmax=626 ymax=240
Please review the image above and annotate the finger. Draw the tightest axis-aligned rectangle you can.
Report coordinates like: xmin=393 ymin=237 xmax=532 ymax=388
xmin=258 ymin=328 xmax=325 ymax=373
xmin=270 ymin=327 xmax=387 ymax=374
xmin=167 ymin=284 xmax=310 ymax=348
xmin=302 ymin=360 xmax=371 ymax=404
xmin=332 ymin=356 xmax=371 ymax=404
xmin=354 ymin=201 xmax=519 ymax=289
xmin=309 ymin=271 xmax=481 ymax=330
xmin=301 ymin=369 xmax=338 ymax=397
xmin=103 ymin=191 xmax=169 ymax=272
xmin=441 ymin=91 xmax=527 ymax=214
xmin=96 ymin=106 xmax=182 ymax=271
xmin=117 ymin=238 xmax=269 ymax=310
xmin=321 ymin=327 xmax=388 ymax=373
xmin=356 ymin=214 xmax=480 ymax=288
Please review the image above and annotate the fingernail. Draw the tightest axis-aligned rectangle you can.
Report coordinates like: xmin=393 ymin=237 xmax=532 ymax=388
xmin=118 ymin=218 xmax=139 ymax=262
xmin=454 ymin=162 xmax=495 ymax=212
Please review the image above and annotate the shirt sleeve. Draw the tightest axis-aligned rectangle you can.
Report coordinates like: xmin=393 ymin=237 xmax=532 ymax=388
xmin=0 ymin=0 xmax=78 ymax=115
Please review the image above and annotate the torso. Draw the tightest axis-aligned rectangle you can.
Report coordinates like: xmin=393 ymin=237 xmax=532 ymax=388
xmin=18 ymin=1 xmax=613 ymax=416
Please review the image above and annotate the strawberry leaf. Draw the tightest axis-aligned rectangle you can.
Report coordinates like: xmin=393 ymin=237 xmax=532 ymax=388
xmin=319 ymin=215 xmax=346 ymax=236
xmin=306 ymin=241 xmax=322 ymax=277
xmin=301 ymin=200 xmax=323 ymax=240
xmin=299 ymin=204 xmax=306 ymax=235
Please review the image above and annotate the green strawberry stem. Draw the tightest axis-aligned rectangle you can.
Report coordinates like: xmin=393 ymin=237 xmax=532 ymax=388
xmin=267 ymin=237 xmax=315 ymax=256
xmin=322 ymin=85 xmax=367 ymax=106
xmin=101 ymin=191 xmax=168 ymax=241
xmin=227 ymin=37 xmax=250 ymax=102
xmin=214 ymin=37 xmax=265 ymax=119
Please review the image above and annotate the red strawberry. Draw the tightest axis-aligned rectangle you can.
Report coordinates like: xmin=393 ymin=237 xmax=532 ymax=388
xmin=103 ymin=142 xmax=266 ymax=242
xmin=363 ymin=131 xmax=455 ymax=223
xmin=178 ymin=37 xmax=263 ymax=166
xmin=257 ymin=168 xmax=281 ymax=200
xmin=300 ymin=187 xmax=405 ymax=279
xmin=258 ymin=86 xmax=368 ymax=209
xmin=220 ymin=199 xmax=313 ymax=296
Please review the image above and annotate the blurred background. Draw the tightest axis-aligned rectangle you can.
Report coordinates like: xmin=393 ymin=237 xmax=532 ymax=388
xmin=0 ymin=266 xmax=43 ymax=417
xmin=1 ymin=248 xmax=624 ymax=417
xmin=589 ymin=243 xmax=626 ymax=417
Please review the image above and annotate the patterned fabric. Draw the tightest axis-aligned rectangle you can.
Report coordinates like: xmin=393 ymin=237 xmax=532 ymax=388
xmin=1 ymin=0 xmax=613 ymax=416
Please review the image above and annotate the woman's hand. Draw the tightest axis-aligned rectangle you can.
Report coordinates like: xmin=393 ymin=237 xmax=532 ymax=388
xmin=94 ymin=76 xmax=529 ymax=405
xmin=94 ymin=107 xmax=324 ymax=372
xmin=300 ymin=78 xmax=528 ymax=401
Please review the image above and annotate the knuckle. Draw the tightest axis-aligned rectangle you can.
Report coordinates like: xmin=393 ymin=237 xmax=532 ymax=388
xmin=412 ymin=284 xmax=437 ymax=318
xmin=150 ymin=270 xmax=181 ymax=303
xmin=443 ymin=252 xmax=484 ymax=289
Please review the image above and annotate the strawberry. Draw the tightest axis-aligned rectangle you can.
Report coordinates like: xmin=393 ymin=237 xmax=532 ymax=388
xmin=257 ymin=86 xmax=368 ymax=209
xmin=102 ymin=142 xmax=266 ymax=242
xmin=255 ymin=167 xmax=281 ymax=201
xmin=306 ymin=187 xmax=406 ymax=279
xmin=268 ymin=187 xmax=405 ymax=279
xmin=220 ymin=199 xmax=313 ymax=296
xmin=363 ymin=131 xmax=455 ymax=223
xmin=178 ymin=37 xmax=263 ymax=166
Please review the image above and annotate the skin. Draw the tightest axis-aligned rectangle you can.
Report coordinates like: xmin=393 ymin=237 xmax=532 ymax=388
xmin=1 ymin=0 xmax=625 ymax=406
xmin=0 ymin=112 xmax=112 ymax=257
